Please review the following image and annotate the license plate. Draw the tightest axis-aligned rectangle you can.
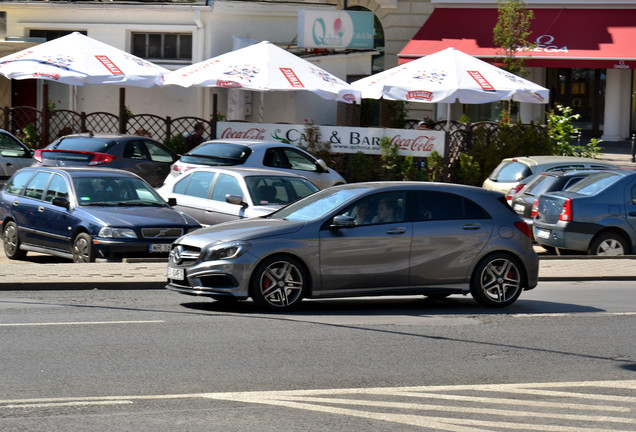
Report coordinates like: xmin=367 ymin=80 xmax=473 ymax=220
xmin=167 ymin=267 xmax=184 ymax=280
xmin=150 ymin=243 xmax=172 ymax=253
xmin=535 ymin=228 xmax=551 ymax=239
xmin=513 ymin=204 xmax=524 ymax=213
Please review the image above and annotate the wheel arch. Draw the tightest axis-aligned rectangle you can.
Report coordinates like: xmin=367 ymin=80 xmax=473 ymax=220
xmin=472 ymin=250 xmax=530 ymax=290
xmin=588 ymin=228 xmax=632 ymax=254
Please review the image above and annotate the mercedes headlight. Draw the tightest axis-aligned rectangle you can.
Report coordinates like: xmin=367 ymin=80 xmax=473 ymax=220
xmin=98 ymin=227 xmax=138 ymax=239
xmin=202 ymin=241 xmax=250 ymax=261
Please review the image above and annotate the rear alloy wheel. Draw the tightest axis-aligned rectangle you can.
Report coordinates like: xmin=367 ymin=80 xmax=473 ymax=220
xmin=470 ymin=254 xmax=523 ymax=308
xmin=3 ymin=221 xmax=27 ymax=260
xmin=589 ymin=233 xmax=628 ymax=256
xmin=250 ymin=256 xmax=306 ymax=311
xmin=72 ymin=233 xmax=95 ymax=263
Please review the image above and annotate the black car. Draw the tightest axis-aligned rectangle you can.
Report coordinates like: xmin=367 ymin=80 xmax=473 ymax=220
xmin=1 ymin=167 xmax=201 ymax=262
xmin=511 ymin=170 xmax=603 ymax=230
xmin=33 ymin=133 xmax=178 ymax=187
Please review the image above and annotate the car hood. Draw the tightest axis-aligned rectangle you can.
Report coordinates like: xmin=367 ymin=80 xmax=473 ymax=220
xmin=177 ymin=218 xmax=305 ymax=248
xmin=80 ymin=206 xmax=199 ymax=227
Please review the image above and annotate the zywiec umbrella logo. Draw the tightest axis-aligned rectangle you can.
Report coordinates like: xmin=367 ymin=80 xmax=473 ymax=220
xmin=95 ymin=55 xmax=123 ymax=75
xmin=341 ymin=93 xmax=358 ymax=103
xmin=279 ymin=68 xmax=305 ymax=88
xmin=467 ymin=71 xmax=496 ymax=92
xmin=311 ymin=68 xmax=339 ymax=86
xmin=413 ymin=70 xmax=448 ymax=85
xmin=223 ymin=65 xmax=260 ymax=83
xmin=406 ymin=91 xmax=434 ymax=102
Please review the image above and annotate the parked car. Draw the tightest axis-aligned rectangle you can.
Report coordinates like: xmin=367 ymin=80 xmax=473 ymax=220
xmin=482 ymin=155 xmax=617 ymax=201
xmin=0 ymin=129 xmax=33 ymax=185
xmin=166 ymin=182 xmax=539 ymax=311
xmin=511 ymin=170 xmax=603 ymax=230
xmin=33 ymin=133 xmax=179 ymax=187
xmin=157 ymin=167 xmax=319 ymax=226
xmin=170 ymin=139 xmax=346 ymax=189
xmin=533 ymin=169 xmax=636 ymax=255
xmin=0 ymin=167 xmax=201 ymax=262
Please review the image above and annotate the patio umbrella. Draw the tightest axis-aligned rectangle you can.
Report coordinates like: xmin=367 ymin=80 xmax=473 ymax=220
xmin=0 ymin=32 xmax=167 ymax=87
xmin=351 ymin=47 xmax=548 ymax=104
xmin=161 ymin=41 xmax=360 ymax=104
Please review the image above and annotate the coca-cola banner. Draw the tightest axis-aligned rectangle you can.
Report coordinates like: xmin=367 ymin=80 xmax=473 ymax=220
xmin=217 ymin=122 xmax=446 ymax=157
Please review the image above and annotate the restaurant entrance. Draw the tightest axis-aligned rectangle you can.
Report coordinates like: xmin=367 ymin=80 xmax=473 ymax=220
xmin=546 ymin=68 xmax=606 ymax=137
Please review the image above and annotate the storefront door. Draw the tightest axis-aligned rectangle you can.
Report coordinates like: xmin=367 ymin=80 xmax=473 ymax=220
xmin=547 ymin=68 xmax=606 ymax=137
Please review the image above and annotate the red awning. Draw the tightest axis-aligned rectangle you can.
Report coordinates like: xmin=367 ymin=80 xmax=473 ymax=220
xmin=399 ymin=8 xmax=636 ymax=69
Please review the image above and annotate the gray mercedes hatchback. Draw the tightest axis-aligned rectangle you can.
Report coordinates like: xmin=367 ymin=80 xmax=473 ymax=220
xmin=166 ymin=182 xmax=539 ymax=311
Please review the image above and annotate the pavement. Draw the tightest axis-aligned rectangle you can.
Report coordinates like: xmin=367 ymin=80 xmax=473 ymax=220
xmin=0 ymin=142 xmax=634 ymax=291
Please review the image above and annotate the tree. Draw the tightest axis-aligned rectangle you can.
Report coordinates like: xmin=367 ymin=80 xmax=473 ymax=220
xmin=493 ymin=0 xmax=536 ymax=78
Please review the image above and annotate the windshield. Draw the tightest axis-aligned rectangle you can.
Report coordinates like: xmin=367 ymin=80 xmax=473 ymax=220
xmin=73 ymin=176 xmax=167 ymax=207
xmin=269 ymin=187 xmax=368 ymax=221
xmin=566 ymin=172 xmax=621 ymax=196
xmin=489 ymin=161 xmax=532 ymax=182
xmin=181 ymin=143 xmax=252 ymax=166
xmin=51 ymin=137 xmax=117 ymax=153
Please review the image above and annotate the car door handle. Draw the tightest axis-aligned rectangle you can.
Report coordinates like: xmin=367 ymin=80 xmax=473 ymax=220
xmin=386 ymin=227 xmax=406 ymax=235
xmin=629 ymin=212 xmax=636 ymax=217
xmin=38 ymin=206 xmax=45 ymax=213
xmin=462 ymin=223 xmax=481 ymax=230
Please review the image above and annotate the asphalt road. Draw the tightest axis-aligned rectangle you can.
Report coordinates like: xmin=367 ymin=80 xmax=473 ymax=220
xmin=1 ymin=282 xmax=635 ymax=431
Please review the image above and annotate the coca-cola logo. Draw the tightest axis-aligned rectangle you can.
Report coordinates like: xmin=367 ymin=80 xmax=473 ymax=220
xmin=390 ymin=135 xmax=437 ymax=153
xmin=406 ymin=91 xmax=433 ymax=101
xmin=220 ymin=127 xmax=266 ymax=140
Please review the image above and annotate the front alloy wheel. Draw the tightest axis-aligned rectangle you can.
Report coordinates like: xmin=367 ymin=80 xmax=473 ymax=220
xmin=470 ymin=254 xmax=523 ymax=308
xmin=3 ymin=221 xmax=26 ymax=260
xmin=72 ymin=233 xmax=95 ymax=263
xmin=250 ymin=256 xmax=306 ymax=311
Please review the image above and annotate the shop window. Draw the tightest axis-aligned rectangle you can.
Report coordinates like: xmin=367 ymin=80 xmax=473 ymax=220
xmin=132 ymin=33 xmax=192 ymax=61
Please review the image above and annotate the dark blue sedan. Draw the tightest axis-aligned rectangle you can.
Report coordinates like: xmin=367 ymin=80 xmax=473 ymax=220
xmin=1 ymin=167 xmax=201 ymax=262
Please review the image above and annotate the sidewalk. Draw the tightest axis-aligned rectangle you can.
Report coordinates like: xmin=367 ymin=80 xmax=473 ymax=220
xmin=1 ymin=256 xmax=635 ymax=291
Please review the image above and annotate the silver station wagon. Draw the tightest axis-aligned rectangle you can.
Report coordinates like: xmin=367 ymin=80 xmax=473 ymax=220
xmin=166 ymin=182 xmax=539 ymax=311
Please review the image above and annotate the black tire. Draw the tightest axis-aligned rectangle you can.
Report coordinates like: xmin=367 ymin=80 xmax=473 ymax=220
xmin=72 ymin=232 xmax=95 ymax=263
xmin=3 ymin=221 xmax=27 ymax=260
xmin=250 ymin=256 xmax=306 ymax=311
xmin=589 ymin=232 xmax=628 ymax=256
xmin=470 ymin=253 xmax=524 ymax=308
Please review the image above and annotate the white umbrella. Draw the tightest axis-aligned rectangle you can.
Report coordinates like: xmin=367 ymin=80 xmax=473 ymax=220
xmin=0 ymin=32 xmax=167 ymax=87
xmin=351 ymin=47 xmax=548 ymax=104
xmin=162 ymin=41 xmax=360 ymax=104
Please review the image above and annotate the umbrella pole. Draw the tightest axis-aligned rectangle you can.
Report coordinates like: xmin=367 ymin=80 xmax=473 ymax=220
xmin=119 ymin=88 xmax=126 ymax=134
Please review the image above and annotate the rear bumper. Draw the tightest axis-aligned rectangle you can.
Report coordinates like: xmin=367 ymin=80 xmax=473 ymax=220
xmin=533 ymin=221 xmax=598 ymax=252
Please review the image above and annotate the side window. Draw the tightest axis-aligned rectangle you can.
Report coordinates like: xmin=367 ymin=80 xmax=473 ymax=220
xmin=44 ymin=174 xmax=69 ymax=202
xmin=124 ymin=141 xmax=148 ymax=160
xmin=211 ymin=174 xmax=242 ymax=202
xmin=415 ymin=191 xmax=490 ymax=221
xmin=146 ymin=141 xmax=175 ymax=163
xmin=282 ymin=148 xmax=318 ymax=172
xmin=547 ymin=164 xmax=584 ymax=172
xmin=342 ymin=192 xmax=406 ymax=225
xmin=632 ymin=184 xmax=636 ymax=205
xmin=4 ymin=171 xmax=33 ymax=195
xmin=24 ymin=172 xmax=52 ymax=200
xmin=0 ymin=133 xmax=29 ymax=158
xmin=263 ymin=149 xmax=287 ymax=168
xmin=184 ymin=171 xmax=216 ymax=198
xmin=172 ymin=174 xmax=191 ymax=194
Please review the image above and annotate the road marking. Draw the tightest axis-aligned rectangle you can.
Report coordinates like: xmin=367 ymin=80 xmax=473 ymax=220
xmin=2 ymin=380 xmax=635 ymax=431
xmin=0 ymin=320 xmax=164 ymax=327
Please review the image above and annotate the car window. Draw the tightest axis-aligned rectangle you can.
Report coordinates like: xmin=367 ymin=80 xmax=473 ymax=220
xmin=44 ymin=174 xmax=69 ymax=202
xmin=73 ymin=177 xmax=166 ymax=206
xmin=341 ymin=192 xmax=406 ymax=225
xmin=4 ymin=171 xmax=33 ymax=195
xmin=24 ymin=171 xmax=52 ymax=200
xmin=273 ymin=187 xmax=366 ymax=222
xmin=124 ymin=141 xmax=149 ymax=160
xmin=567 ymin=172 xmax=622 ymax=196
xmin=0 ymin=133 xmax=29 ymax=157
xmin=181 ymin=143 xmax=251 ymax=166
xmin=145 ymin=141 xmax=175 ymax=163
xmin=522 ymin=175 xmax=552 ymax=196
xmin=211 ymin=174 xmax=242 ymax=201
xmin=183 ymin=171 xmax=216 ymax=198
xmin=51 ymin=137 xmax=116 ymax=152
xmin=632 ymin=184 xmax=636 ymax=205
xmin=245 ymin=176 xmax=318 ymax=205
xmin=546 ymin=164 xmax=584 ymax=172
xmin=281 ymin=148 xmax=318 ymax=172
xmin=489 ymin=161 xmax=532 ymax=182
xmin=414 ymin=191 xmax=490 ymax=221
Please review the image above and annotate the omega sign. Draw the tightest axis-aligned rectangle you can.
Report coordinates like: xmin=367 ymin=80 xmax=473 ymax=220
xmin=520 ymin=35 xmax=568 ymax=53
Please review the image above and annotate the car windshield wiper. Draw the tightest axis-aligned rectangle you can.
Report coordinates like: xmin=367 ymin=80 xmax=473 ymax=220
xmin=116 ymin=201 xmax=165 ymax=207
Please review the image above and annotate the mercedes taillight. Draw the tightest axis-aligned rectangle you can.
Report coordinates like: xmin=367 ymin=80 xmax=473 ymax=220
xmin=514 ymin=221 xmax=533 ymax=240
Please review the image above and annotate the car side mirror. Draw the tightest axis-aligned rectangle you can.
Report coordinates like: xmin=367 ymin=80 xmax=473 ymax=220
xmin=330 ymin=215 xmax=355 ymax=229
xmin=226 ymin=194 xmax=248 ymax=207
xmin=315 ymin=159 xmax=329 ymax=173
xmin=52 ymin=196 xmax=70 ymax=210
xmin=167 ymin=197 xmax=177 ymax=206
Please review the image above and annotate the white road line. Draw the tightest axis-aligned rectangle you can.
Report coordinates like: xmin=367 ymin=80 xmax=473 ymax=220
xmin=0 ymin=320 xmax=164 ymax=327
xmin=5 ymin=401 xmax=132 ymax=409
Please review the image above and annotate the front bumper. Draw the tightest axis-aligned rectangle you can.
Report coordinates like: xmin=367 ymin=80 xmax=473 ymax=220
xmin=92 ymin=238 xmax=176 ymax=259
